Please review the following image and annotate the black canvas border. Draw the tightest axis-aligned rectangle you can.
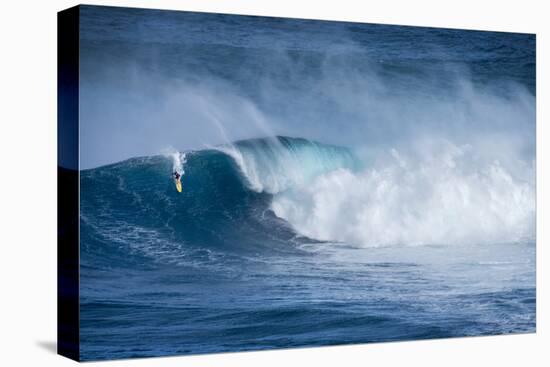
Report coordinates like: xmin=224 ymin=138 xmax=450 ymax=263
xmin=57 ymin=5 xmax=80 ymax=361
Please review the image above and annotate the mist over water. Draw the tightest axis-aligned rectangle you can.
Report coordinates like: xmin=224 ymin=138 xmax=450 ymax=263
xmin=79 ymin=8 xmax=535 ymax=170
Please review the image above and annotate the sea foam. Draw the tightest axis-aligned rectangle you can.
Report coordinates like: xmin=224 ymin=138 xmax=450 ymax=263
xmin=225 ymin=137 xmax=535 ymax=247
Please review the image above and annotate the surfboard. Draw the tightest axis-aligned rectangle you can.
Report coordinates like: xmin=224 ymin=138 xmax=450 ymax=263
xmin=175 ymin=179 xmax=182 ymax=193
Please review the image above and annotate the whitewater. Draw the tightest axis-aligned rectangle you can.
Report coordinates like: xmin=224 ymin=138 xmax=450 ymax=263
xmin=222 ymin=137 xmax=535 ymax=247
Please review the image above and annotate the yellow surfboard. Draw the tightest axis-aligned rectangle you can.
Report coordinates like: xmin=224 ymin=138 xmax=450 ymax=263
xmin=175 ymin=178 xmax=182 ymax=193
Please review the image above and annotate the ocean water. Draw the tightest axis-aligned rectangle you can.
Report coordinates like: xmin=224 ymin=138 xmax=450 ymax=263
xmin=78 ymin=6 xmax=536 ymax=361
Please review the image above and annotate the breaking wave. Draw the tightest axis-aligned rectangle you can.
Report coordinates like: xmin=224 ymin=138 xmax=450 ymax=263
xmin=81 ymin=135 xmax=535 ymax=263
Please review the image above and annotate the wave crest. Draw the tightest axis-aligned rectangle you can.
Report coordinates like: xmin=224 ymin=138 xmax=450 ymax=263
xmin=217 ymin=136 xmax=359 ymax=194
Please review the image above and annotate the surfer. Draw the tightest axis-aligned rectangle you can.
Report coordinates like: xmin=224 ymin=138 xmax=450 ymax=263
xmin=173 ymin=171 xmax=183 ymax=192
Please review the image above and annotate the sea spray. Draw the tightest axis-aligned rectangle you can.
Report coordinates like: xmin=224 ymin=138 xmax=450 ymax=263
xmin=162 ymin=147 xmax=187 ymax=175
xmin=270 ymin=140 xmax=535 ymax=247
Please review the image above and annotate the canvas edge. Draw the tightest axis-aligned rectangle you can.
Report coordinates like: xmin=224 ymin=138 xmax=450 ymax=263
xmin=57 ymin=4 xmax=81 ymax=362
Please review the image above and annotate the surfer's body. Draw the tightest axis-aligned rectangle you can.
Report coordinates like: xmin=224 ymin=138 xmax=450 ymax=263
xmin=173 ymin=171 xmax=182 ymax=192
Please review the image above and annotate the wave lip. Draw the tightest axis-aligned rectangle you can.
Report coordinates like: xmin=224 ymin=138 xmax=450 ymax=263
xmin=217 ymin=136 xmax=360 ymax=194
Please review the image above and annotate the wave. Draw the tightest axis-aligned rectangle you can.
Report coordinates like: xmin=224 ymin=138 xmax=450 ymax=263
xmin=225 ymin=136 xmax=535 ymax=247
xmin=80 ymin=137 xmax=322 ymax=266
xmin=80 ymin=136 xmax=535 ymax=266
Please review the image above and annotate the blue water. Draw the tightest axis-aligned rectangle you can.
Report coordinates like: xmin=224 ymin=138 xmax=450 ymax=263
xmin=78 ymin=6 xmax=536 ymax=361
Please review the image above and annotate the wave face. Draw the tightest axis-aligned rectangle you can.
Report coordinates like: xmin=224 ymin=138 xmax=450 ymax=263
xmin=81 ymin=137 xmax=363 ymax=267
xmin=81 ymin=140 xmax=289 ymax=268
